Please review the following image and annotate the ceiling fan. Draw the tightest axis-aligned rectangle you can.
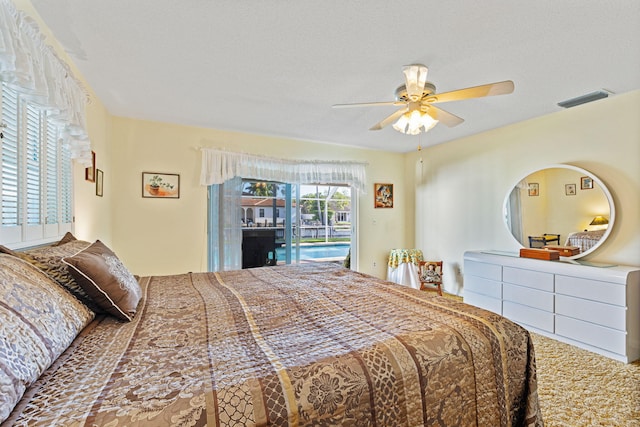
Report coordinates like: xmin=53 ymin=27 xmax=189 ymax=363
xmin=333 ymin=64 xmax=514 ymax=135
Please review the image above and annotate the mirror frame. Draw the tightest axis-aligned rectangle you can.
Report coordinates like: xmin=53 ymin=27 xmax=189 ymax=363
xmin=503 ymin=164 xmax=615 ymax=259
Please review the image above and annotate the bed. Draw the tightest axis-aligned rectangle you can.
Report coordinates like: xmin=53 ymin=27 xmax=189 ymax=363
xmin=1 ymin=237 xmax=543 ymax=426
xmin=565 ymin=229 xmax=605 ymax=253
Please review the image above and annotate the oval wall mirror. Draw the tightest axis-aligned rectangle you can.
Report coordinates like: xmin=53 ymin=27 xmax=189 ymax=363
xmin=503 ymin=164 xmax=615 ymax=259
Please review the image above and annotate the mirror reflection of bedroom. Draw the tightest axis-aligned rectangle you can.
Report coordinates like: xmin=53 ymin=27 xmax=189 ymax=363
xmin=505 ymin=166 xmax=612 ymax=257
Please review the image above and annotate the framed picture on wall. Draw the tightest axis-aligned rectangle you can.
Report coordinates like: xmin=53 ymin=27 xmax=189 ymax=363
xmin=96 ymin=169 xmax=103 ymax=197
xmin=85 ymin=151 xmax=96 ymax=182
xmin=528 ymin=183 xmax=539 ymax=196
xmin=565 ymin=183 xmax=577 ymax=195
xmin=581 ymin=176 xmax=594 ymax=190
xmin=142 ymin=172 xmax=180 ymax=198
xmin=374 ymin=183 xmax=393 ymax=208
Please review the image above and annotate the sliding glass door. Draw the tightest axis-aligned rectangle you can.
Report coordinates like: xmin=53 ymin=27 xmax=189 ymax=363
xmin=208 ymin=180 xmax=355 ymax=270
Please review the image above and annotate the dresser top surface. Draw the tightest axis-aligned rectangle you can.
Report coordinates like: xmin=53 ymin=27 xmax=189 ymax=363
xmin=464 ymin=250 xmax=640 ymax=284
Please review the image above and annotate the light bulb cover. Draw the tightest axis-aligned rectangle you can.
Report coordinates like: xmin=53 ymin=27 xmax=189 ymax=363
xmin=392 ymin=109 xmax=439 ymax=135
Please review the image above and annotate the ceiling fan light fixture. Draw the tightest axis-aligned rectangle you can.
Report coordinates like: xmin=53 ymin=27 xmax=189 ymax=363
xmin=420 ymin=112 xmax=438 ymax=131
xmin=392 ymin=113 xmax=409 ymax=133
xmin=392 ymin=110 xmax=438 ymax=135
xmin=333 ymin=64 xmax=513 ymax=133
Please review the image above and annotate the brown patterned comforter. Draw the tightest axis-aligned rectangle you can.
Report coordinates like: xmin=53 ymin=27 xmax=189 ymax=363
xmin=5 ymin=263 xmax=543 ymax=426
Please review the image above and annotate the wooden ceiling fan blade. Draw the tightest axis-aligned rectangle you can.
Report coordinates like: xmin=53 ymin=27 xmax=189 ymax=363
xmin=426 ymin=80 xmax=514 ymax=104
xmin=332 ymin=101 xmax=404 ymax=108
xmin=370 ymin=108 xmax=408 ymax=131
xmin=423 ymin=105 xmax=465 ymax=127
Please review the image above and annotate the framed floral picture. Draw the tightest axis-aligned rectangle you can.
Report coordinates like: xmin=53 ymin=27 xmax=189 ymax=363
xmin=374 ymin=183 xmax=393 ymax=208
xmin=581 ymin=176 xmax=594 ymax=190
xmin=565 ymin=183 xmax=576 ymax=196
xmin=528 ymin=183 xmax=539 ymax=196
xmin=142 ymin=172 xmax=180 ymax=198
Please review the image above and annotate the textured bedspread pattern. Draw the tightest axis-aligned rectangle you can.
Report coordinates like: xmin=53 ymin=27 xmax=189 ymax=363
xmin=565 ymin=229 xmax=605 ymax=253
xmin=6 ymin=264 xmax=542 ymax=426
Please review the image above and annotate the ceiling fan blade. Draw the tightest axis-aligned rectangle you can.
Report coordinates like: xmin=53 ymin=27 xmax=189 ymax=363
xmin=332 ymin=101 xmax=404 ymax=108
xmin=423 ymin=105 xmax=465 ymax=127
xmin=370 ymin=108 xmax=408 ymax=131
xmin=403 ymin=64 xmax=428 ymax=101
xmin=426 ymin=80 xmax=514 ymax=104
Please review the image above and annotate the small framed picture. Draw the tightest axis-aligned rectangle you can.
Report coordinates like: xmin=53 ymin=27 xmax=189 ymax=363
xmin=565 ymin=183 xmax=577 ymax=196
xmin=85 ymin=151 xmax=96 ymax=182
xmin=95 ymin=169 xmax=103 ymax=197
xmin=528 ymin=183 xmax=539 ymax=197
xmin=142 ymin=172 xmax=180 ymax=198
xmin=581 ymin=176 xmax=594 ymax=190
xmin=374 ymin=183 xmax=393 ymax=208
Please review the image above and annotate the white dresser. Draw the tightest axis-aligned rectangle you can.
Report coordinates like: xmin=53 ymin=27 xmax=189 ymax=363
xmin=463 ymin=250 xmax=640 ymax=363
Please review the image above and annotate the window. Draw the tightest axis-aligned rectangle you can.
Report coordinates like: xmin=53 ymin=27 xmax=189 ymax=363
xmin=0 ymin=83 xmax=73 ymax=247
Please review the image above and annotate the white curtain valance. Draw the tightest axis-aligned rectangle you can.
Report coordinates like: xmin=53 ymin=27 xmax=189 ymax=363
xmin=200 ymin=148 xmax=368 ymax=193
xmin=0 ymin=0 xmax=92 ymax=165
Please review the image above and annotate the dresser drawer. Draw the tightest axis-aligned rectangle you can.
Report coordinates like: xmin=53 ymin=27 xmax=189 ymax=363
xmin=465 ymin=260 xmax=501 ymax=281
xmin=556 ymin=315 xmax=626 ymax=355
xmin=556 ymin=294 xmax=626 ymax=330
xmin=503 ymin=283 xmax=554 ymax=311
xmin=503 ymin=266 xmax=554 ymax=292
xmin=465 ymin=276 xmax=502 ymax=298
xmin=555 ymin=275 xmax=625 ymax=306
xmin=503 ymin=301 xmax=554 ymax=332
xmin=463 ymin=290 xmax=502 ymax=315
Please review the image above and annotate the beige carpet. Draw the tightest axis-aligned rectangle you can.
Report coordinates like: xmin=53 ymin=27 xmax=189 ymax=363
xmin=450 ymin=293 xmax=639 ymax=425
xmin=530 ymin=332 xmax=640 ymax=426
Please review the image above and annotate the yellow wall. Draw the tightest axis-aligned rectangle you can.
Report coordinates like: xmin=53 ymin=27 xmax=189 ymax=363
xmin=109 ymin=117 xmax=409 ymax=277
xmin=409 ymin=90 xmax=640 ymax=294
xmin=15 ymin=0 xmax=639 ymax=286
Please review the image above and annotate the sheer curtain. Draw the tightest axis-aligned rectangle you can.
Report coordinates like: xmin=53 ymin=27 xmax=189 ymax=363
xmin=208 ymin=177 xmax=243 ymax=271
xmin=0 ymin=0 xmax=92 ymax=164
xmin=200 ymin=148 xmax=367 ymax=193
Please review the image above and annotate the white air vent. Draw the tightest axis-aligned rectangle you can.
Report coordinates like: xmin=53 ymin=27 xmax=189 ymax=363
xmin=557 ymin=90 xmax=612 ymax=108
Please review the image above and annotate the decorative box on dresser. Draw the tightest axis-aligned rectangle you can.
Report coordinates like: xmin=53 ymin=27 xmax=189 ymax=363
xmin=463 ymin=250 xmax=640 ymax=363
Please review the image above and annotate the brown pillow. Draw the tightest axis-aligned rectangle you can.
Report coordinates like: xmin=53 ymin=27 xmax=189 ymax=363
xmin=62 ymin=240 xmax=141 ymax=321
xmin=54 ymin=231 xmax=77 ymax=246
xmin=21 ymin=240 xmax=99 ymax=312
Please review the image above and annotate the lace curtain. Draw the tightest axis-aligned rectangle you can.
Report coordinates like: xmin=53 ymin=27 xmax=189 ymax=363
xmin=208 ymin=177 xmax=243 ymax=271
xmin=200 ymin=148 xmax=368 ymax=193
xmin=0 ymin=0 xmax=92 ymax=164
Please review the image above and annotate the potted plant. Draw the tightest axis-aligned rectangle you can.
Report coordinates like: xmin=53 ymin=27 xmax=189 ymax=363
xmin=148 ymin=175 xmax=174 ymax=195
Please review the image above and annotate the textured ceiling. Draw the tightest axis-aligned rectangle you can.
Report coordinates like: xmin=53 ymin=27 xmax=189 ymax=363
xmin=31 ymin=0 xmax=640 ymax=153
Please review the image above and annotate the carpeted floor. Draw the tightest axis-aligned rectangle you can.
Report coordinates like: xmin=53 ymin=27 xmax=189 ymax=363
xmin=450 ymin=292 xmax=639 ymax=425
xmin=530 ymin=332 xmax=640 ymax=426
